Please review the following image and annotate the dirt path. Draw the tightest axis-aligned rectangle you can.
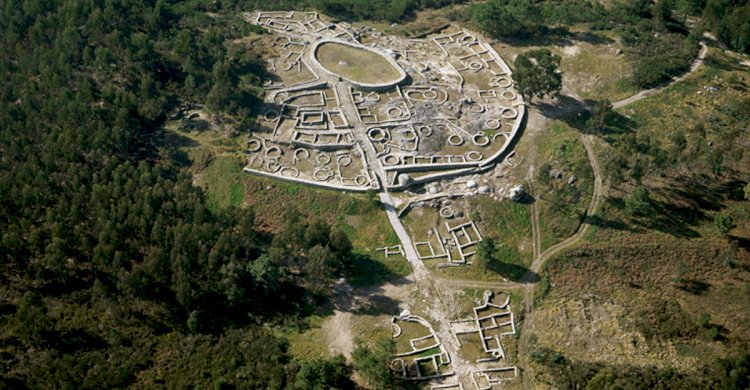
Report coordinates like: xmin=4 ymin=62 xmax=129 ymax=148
xmin=432 ymin=276 xmax=522 ymax=290
xmin=323 ymin=281 xmax=414 ymax=361
xmin=513 ymin=38 xmax=702 ymax=380
xmin=529 ymin=134 xmax=604 ymax=273
xmin=612 ymin=42 xmax=707 ymax=110
xmin=516 ymin=133 xmax=605 ymax=389
xmin=324 ymin=310 xmax=355 ymax=358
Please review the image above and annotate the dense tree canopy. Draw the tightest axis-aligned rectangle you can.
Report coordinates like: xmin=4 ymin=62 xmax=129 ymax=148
xmin=0 ymin=0 xmax=359 ymax=387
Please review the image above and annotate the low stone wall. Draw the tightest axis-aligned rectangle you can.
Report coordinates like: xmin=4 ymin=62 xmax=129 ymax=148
xmin=243 ymin=167 xmax=377 ymax=192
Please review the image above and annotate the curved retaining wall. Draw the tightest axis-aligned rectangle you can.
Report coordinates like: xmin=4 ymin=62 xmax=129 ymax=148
xmin=478 ymin=104 xmax=526 ymax=169
xmin=383 ymin=105 xmax=526 ymax=190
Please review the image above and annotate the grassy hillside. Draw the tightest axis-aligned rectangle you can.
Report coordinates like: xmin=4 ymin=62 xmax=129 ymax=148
xmin=528 ymin=43 xmax=750 ymax=389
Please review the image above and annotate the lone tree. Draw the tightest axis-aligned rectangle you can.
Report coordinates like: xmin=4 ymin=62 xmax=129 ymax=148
xmin=476 ymin=237 xmax=497 ymax=268
xmin=586 ymin=99 xmax=615 ymax=135
xmin=513 ymin=49 xmax=562 ymax=104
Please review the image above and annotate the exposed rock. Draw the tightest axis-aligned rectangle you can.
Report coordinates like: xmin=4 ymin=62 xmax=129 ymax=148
xmin=466 ymin=180 xmax=477 ymax=189
xmin=478 ymin=185 xmax=491 ymax=194
xmin=509 ymin=185 xmax=525 ymax=201
xmin=568 ymin=175 xmax=577 ymax=186
xmin=398 ymin=173 xmax=412 ymax=187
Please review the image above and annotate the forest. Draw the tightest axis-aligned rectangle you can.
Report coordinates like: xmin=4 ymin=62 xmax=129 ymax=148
xmin=0 ymin=0 xmax=368 ymax=387
xmin=1 ymin=0 xmax=749 ymax=388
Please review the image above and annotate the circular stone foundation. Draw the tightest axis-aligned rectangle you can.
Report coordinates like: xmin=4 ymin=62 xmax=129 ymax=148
xmin=311 ymin=40 xmax=407 ymax=91
xmin=245 ymin=12 xmax=527 ymax=193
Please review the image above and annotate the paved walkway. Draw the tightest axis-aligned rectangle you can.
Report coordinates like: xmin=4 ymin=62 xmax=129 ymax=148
xmin=379 ymin=192 xmax=429 ymax=281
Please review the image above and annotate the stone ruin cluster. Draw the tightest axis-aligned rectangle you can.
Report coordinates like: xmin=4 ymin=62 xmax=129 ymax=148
xmin=242 ymin=11 xmax=525 ymax=194
xmin=241 ymin=13 xmax=524 ymax=387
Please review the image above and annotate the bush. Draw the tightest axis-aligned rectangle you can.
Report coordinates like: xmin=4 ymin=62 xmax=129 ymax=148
xmin=714 ymin=214 xmax=736 ymax=236
xmin=353 ymin=337 xmax=399 ymax=390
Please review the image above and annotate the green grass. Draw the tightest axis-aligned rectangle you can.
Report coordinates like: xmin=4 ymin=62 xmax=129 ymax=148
xmin=279 ymin=315 xmax=330 ymax=360
xmin=287 ymin=184 xmax=301 ymax=197
xmin=533 ymin=122 xmax=594 ymax=252
xmin=604 ymin=47 xmax=749 ymax=180
xmin=431 ymin=199 xmax=533 ymax=282
xmin=491 ymin=27 xmax=635 ymax=102
xmin=472 ymin=197 xmax=533 ymax=266
xmin=201 ymin=156 xmax=245 ymax=212
xmin=413 ymin=346 xmax=442 ymax=358
xmin=316 ymin=42 xmax=401 ymax=84
xmin=560 ymin=35 xmax=638 ymax=101
xmin=348 ymin=250 xmax=411 ymax=287
xmin=178 ymin=124 xmax=411 ymax=286
xmin=241 ymin=175 xmax=412 ymax=284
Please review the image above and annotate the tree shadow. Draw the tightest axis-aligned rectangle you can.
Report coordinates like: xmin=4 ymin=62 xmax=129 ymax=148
xmin=314 ymin=253 xmax=412 ymax=317
xmin=163 ymin=130 xmax=200 ymax=148
xmin=514 ymin=193 xmax=536 ymax=205
xmin=536 ymin=94 xmax=591 ymax=125
xmin=0 ymin=301 xmax=15 ymax=316
xmin=486 ymin=261 xmax=539 ymax=283
xmin=353 ymin=294 xmax=402 ymax=316
xmin=584 ymin=214 xmax=634 ymax=232
xmin=47 ymin=328 xmax=107 ymax=353
xmin=570 ymin=30 xmax=615 ymax=45
xmin=717 ymin=180 xmax=749 ymax=201
xmin=607 ymin=192 xmax=706 ymax=238
xmin=730 ymin=236 xmax=750 ymax=251
xmin=536 ymin=94 xmax=638 ymax=139
xmin=674 ymin=279 xmax=711 ymax=295
xmin=347 ymin=253 xmax=410 ymax=288
xmin=702 ymin=50 xmax=747 ymax=73
xmin=656 ymin=175 xmax=733 ymax=212
xmin=499 ymin=27 xmax=575 ymax=47
xmin=499 ymin=28 xmax=615 ymax=48
xmin=630 ymin=200 xmax=704 ymax=238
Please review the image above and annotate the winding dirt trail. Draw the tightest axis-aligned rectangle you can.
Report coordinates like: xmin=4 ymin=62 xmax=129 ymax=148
xmin=612 ymin=42 xmax=707 ymax=109
xmin=529 ymin=134 xmax=604 ymax=274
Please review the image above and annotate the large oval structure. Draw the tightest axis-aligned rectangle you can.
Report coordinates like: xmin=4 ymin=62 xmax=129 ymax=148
xmin=312 ymin=40 xmax=407 ymax=90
